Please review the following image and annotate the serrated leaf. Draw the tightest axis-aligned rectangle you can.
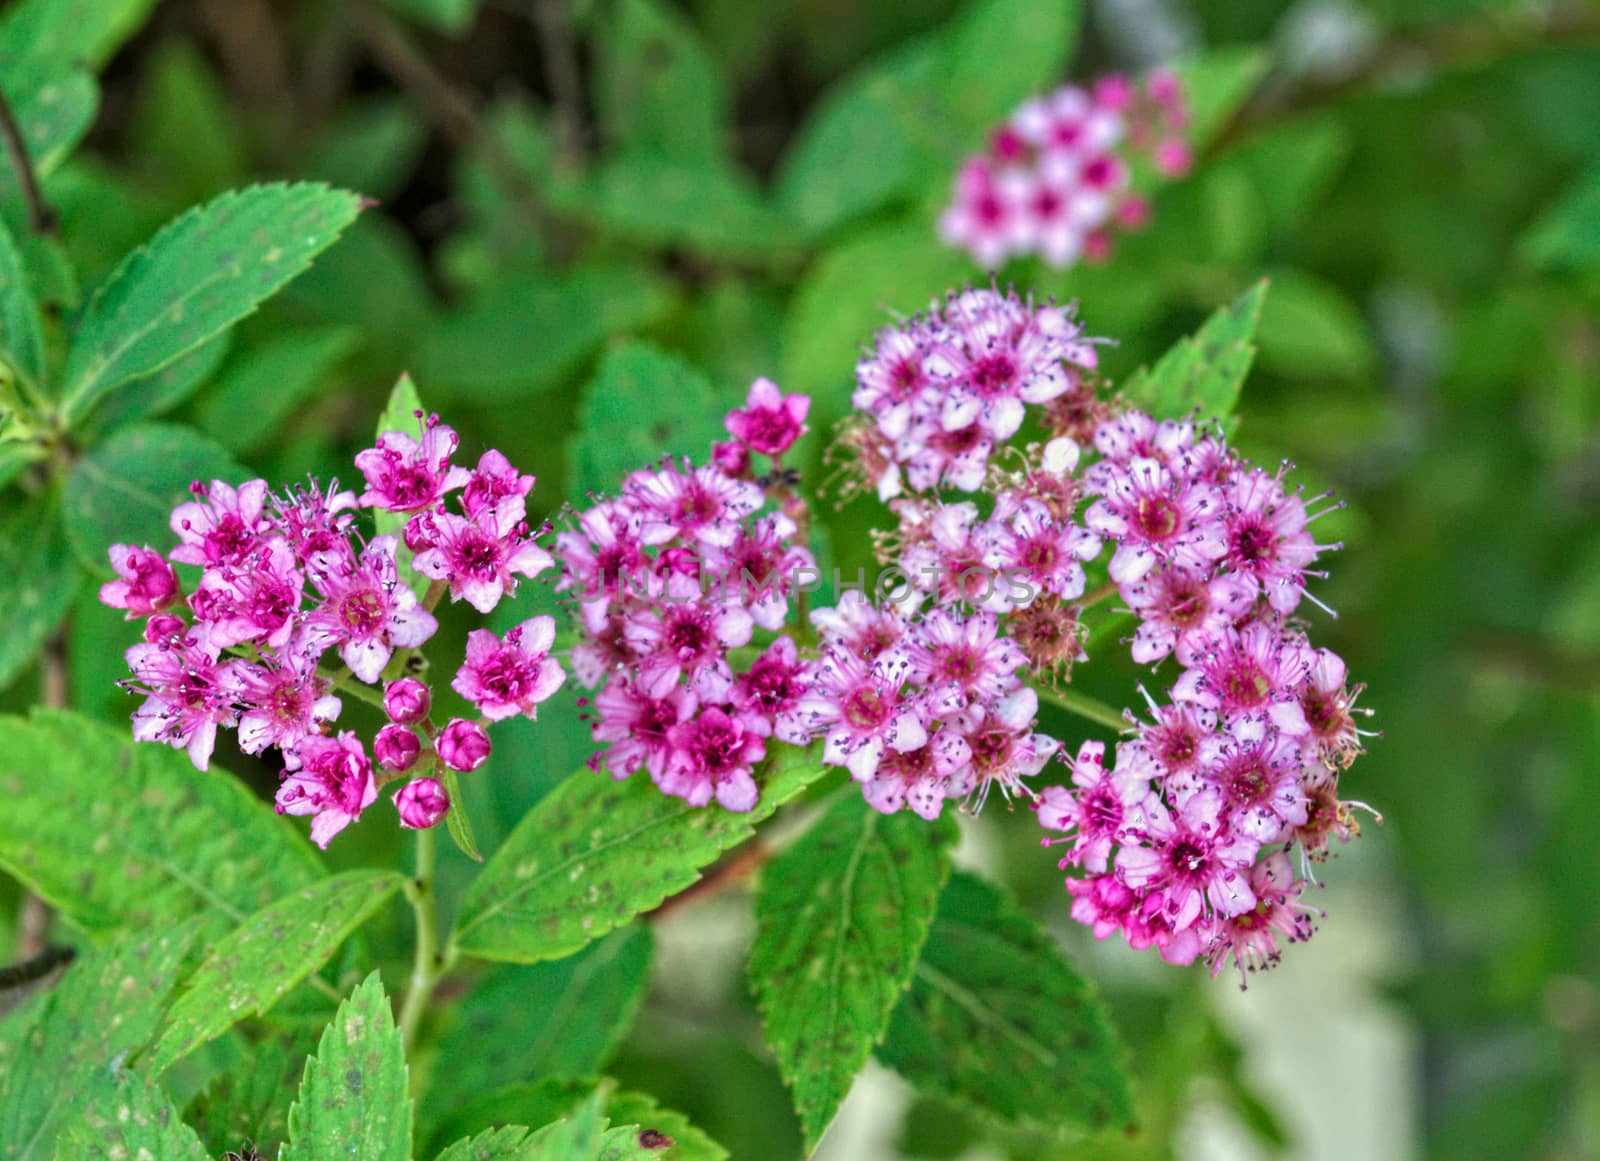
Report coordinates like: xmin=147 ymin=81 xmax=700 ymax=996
xmin=52 ymin=1066 xmax=212 ymax=1161
xmin=0 ymin=925 xmax=199 ymax=1161
xmin=453 ymin=746 xmax=825 ymax=964
xmin=424 ymin=1078 xmax=594 ymax=1157
xmin=428 ymin=927 xmax=653 ymax=1120
xmin=1121 ymin=280 xmax=1267 ymax=430
xmin=0 ymin=216 xmax=45 ymax=388
xmin=282 ymin=973 xmax=411 ymax=1161
xmin=61 ymin=421 xmax=247 ymax=572
xmin=878 ymin=872 xmax=1133 ymax=1136
xmin=0 ymin=500 xmax=76 ymax=692
xmin=750 ymin=797 xmax=956 ymax=1150
xmin=196 ymin=324 xmax=361 ymax=453
xmin=603 ymin=1092 xmax=727 ymax=1161
xmin=942 ymin=0 xmax=1081 ymax=134
xmin=435 ymin=1091 xmax=611 ymax=1161
xmin=185 ymin=1029 xmax=315 ymax=1158
xmin=600 ymin=1123 xmax=678 ymax=1159
xmin=592 ymin=0 xmax=726 ymax=164
xmin=89 ymin=331 xmax=232 ymax=432
xmin=416 ymin=266 xmax=674 ymax=403
xmin=0 ymin=74 xmax=96 ymax=202
xmin=59 ymin=182 xmax=363 ymax=421
xmin=145 ymin=870 xmax=405 ymax=1075
xmin=0 ymin=709 xmax=324 ymax=936
xmin=0 ymin=0 xmax=158 ymax=97
xmin=567 ymin=342 xmax=737 ymax=502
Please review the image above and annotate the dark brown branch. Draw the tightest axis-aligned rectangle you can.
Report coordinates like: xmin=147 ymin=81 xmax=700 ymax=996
xmin=0 ymin=80 xmax=55 ymax=236
xmin=1202 ymin=3 xmax=1600 ymax=165
xmin=0 ymin=944 xmax=73 ymax=992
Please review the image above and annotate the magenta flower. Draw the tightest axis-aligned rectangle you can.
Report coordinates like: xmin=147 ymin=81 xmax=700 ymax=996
xmin=1205 ymin=852 xmax=1319 ymax=986
xmin=305 ymin=535 xmax=438 ymax=683
xmin=1172 ymin=621 xmax=1305 ymax=723
xmin=461 ymin=448 xmax=536 ymax=520
xmin=394 ymin=777 xmax=451 ymax=829
xmin=276 ymin=731 xmax=378 ymax=849
xmin=374 ymin=723 xmax=422 ymax=772
xmin=411 ymin=498 xmax=553 ymax=615
xmin=1196 ymin=718 xmax=1308 ymax=844
xmin=1122 ymin=562 xmax=1257 ymax=666
xmin=99 ymin=544 xmax=181 ymax=618
xmin=938 ymin=160 xmax=1017 ymax=268
xmin=554 ymin=499 xmax=649 ymax=603
xmin=1116 ymin=791 xmax=1260 ymax=929
xmin=798 ymin=648 xmax=928 ymax=780
xmin=270 ymin=480 xmax=358 ymax=571
xmin=661 ymin=707 xmax=766 ymax=811
xmin=1036 ymin=740 xmax=1155 ymax=872
xmin=383 ymin=677 xmax=431 ymax=725
xmin=189 ymin=538 xmax=304 ymax=651
xmin=437 ymin=717 xmax=491 ymax=772
xmin=954 ymin=686 xmax=1058 ymax=804
xmin=1271 ymin=646 xmax=1370 ymax=766
xmin=905 ymin=609 xmax=1025 ymax=705
xmin=625 ymin=462 xmax=762 ymax=550
xmin=169 ymin=478 xmax=271 ymax=568
xmin=124 ymin=623 xmax=237 ymax=770
xmin=354 ymin=412 xmax=471 ymax=513
xmin=230 ymin=645 xmax=341 ymax=755
xmin=729 ymin=636 xmax=811 ymax=742
xmin=590 ymin=680 xmax=697 ymax=780
xmin=622 ymin=574 xmax=752 ymax=701
xmin=1222 ymin=468 xmax=1330 ymax=615
xmin=1084 ymin=457 xmax=1226 ymax=585
xmin=452 ymin=616 xmax=566 ymax=721
xmin=861 ymin=728 xmax=973 ymax=820
xmin=724 ymin=378 xmax=810 ymax=457
xmin=980 ymin=498 xmax=1101 ymax=605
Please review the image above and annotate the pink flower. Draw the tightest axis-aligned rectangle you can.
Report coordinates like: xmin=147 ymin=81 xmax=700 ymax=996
xmin=729 ymin=636 xmax=812 ymax=742
xmin=189 ymin=538 xmax=304 ymax=650
xmin=1036 ymin=741 xmax=1155 ymax=872
xmin=904 ymin=609 xmax=1025 ymax=705
xmin=711 ymin=440 xmax=750 ymax=476
xmin=661 ymin=707 xmax=766 ymax=811
xmin=1084 ymin=457 xmax=1227 ymax=585
xmin=99 ymin=544 xmax=181 ymax=618
xmin=461 ymin=449 xmax=536 ymax=520
xmin=1197 ymin=718 xmax=1308 ymax=843
xmin=276 ymin=731 xmax=378 ymax=848
xmin=1272 ymin=646 xmax=1370 ymax=766
xmin=412 ymin=499 xmax=554 ymax=614
xmin=1116 ymin=791 xmax=1260 ymax=928
xmin=269 ymin=480 xmax=358 ymax=571
xmin=798 ymin=647 xmax=928 ymax=780
xmin=305 ymin=535 xmax=438 ymax=683
xmin=622 ymin=574 xmax=752 ymax=701
xmin=862 ymin=728 xmax=973 ymax=820
xmin=1172 ymin=622 xmax=1305 ymax=723
xmin=124 ymin=623 xmax=237 ymax=770
xmin=1221 ymin=468 xmax=1330 ymax=616
xmin=1122 ymin=562 xmax=1257 ymax=666
xmin=230 ymin=646 xmax=341 ymax=755
xmin=938 ymin=159 xmax=1016 ymax=268
xmin=980 ymin=498 xmax=1102 ymax=605
xmin=1206 ymin=852 xmax=1319 ymax=987
xmin=383 ymin=678 xmax=431 ymax=725
xmin=354 ymin=413 xmax=471 ymax=512
xmin=725 ymin=378 xmax=810 ymax=457
xmin=625 ymin=462 xmax=762 ymax=550
xmin=590 ymin=680 xmax=696 ymax=779
xmin=452 ymin=617 xmax=566 ymax=721
xmin=169 ymin=478 xmax=270 ymax=568
xmin=437 ymin=718 xmax=492 ymax=773
xmin=374 ymin=723 xmax=422 ymax=772
xmin=394 ymin=777 xmax=451 ymax=829
xmin=953 ymin=686 xmax=1059 ymax=804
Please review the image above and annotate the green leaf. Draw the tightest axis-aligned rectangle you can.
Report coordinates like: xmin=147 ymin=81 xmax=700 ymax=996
xmin=590 ymin=155 xmax=801 ymax=261
xmin=0 ymin=216 xmax=45 ymax=388
xmin=302 ymin=95 xmax=429 ymax=202
xmin=88 ymin=331 xmax=232 ymax=431
xmin=282 ymin=973 xmax=412 ymax=1161
xmin=428 ymin=927 xmax=653 ymax=1119
xmin=185 ymin=1030 xmax=314 ymax=1159
xmin=780 ymin=217 xmax=970 ymax=406
xmin=145 ymin=870 xmax=406 ymax=1075
xmin=775 ymin=36 xmax=946 ymax=239
xmin=592 ymin=0 xmax=727 ymax=164
xmin=0 ymin=709 xmax=324 ymax=937
xmin=603 ymin=1092 xmax=727 ymax=1161
xmin=128 ymin=40 xmax=248 ymax=204
xmin=425 ymin=1078 xmax=593 ymax=1157
xmin=59 ymin=182 xmax=363 ymax=422
xmin=453 ymin=746 xmax=826 ymax=964
xmin=750 ymin=797 xmax=956 ymax=1151
xmin=878 ymin=872 xmax=1133 ymax=1136
xmin=444 ymin=767 xmax=486 ymax=862
xmin=385 ymin=0 xmax=482 ymax=35
xmin=1522 ymin=161 xmax=1600 ymax=270
xmin=0 ymin=0 xmax=159 ymax=96
xmin=434 ymin=1091 xmax=610 ymax=1161
xmin=1255 ymin=270 xmax=1376 ymax=380
xmin=566 ymin=342 xmax=737 ymax=502
xmin=0 ymin=924 xmax=199 ymax=1161
xmin=0 ymin=74 xmax=97 ymax=199
xmin=1121 ymin=280 xmax=1268 ymax=429
xmin=416 ymin=266 xmax=674 ymax=403
xmin=61 ymin=421 xmax=247 ymax=572
xmin=52 ymin=1067 xmax=212 ymax=1161
xmin=942 ymin=0 xmax=1081 ymax=134
xmin=0 ymin=499 xmax=76 ymax=692
xmin=196 ymin=324 xmax=361 ymax=453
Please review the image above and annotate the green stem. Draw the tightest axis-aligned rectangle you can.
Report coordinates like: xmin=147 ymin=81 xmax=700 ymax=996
xmin=317 ymin=665 xmax=388 ymax=710
xmin=1078 ymin=580 xmax=1117 ymax=609
xmin=397 ymin=826 xmax=441 ymax=1050
xmin=1035 ymin=684 xmax=1130 ymax=734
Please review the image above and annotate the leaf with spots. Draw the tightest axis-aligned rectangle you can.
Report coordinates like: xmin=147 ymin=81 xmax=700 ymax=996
xmin=427 ymin=926 xmax=653 ymax=1120
xmin=281 ymin=972 xmax=411 ymax=1161
xmin=1121 ymin=280 xmax=1268 ymax=434
xmin=877 ymin=872 xmax=1134 ymax=1136
xmin=433 ymin=1091 xmax=608 ymax=1161
xmin=749 ymin=795 xmax=956 ymax=1152
xmin=602 ymin=1092 xmax=726 ymax=1161
xmin=51 ymin=1066 xmax=212 ymax=1161
xmin=0 ymin=923 xmax=199 ymax=1161
xmin=453 ymin=745 xmax=826 ymax=964
xmin=57 ymin=181 xmax=363 ymax=422
xmin=0 ymin=500 xmax=76 ymax=693
xmin=0 ymin=709 xmax=324 ymax=936
xmin=144 ymin=870 xmax=405 ymax=1076
xmin=185 ymin=1029 xmax=316 ymax=1159
xmin=62 ymin=421 xmax=247 ymax=572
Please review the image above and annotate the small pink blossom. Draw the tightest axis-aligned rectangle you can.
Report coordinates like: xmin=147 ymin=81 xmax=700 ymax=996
xmin=124 ymin=623 xmax=236 ymax=770
xmin=461 ymin=449 xmax=535 ymax=520
xmin=437 ymin=717 xmax=492 ymax=772
xmin=276 ymin=731 xmax=378 ymax=848
xmin=725 ymin=378 xmax=810 ymax=457
xmin=661 ymin=706 xmax=765 ymax=811
xmin=354 ymin=413 xmax=471 ymax=512
xmin=230 ymin=646 xmax=341 ymax=755
xmin=590 ymin=680 xmax=696 ymax=780
xmin=452 ymin=617 xmax=566 ymax=721
xmin=412 ymin=499 xmax=554 ymax=614
xmin=394 ymin=777 xmax=451 ymax=829
xmin=99 ymin=544 xmax=181 ymax=618
xmin=169 ymin=478 xmax=271 ymax=568
xmin=383 ymin=678 xmax=431 ymax=725
xmin=374 ymin=723 xmax=422 ymax=772
xmin=305 ymin=535 xmax=438 ymax=683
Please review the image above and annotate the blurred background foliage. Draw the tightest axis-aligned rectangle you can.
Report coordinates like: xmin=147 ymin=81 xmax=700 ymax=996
xmin=1 ymin=0 xmax=1597 ymax=1158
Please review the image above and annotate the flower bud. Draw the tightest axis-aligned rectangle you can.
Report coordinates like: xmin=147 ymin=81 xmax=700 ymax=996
xmin=437 ymin=717 xmax=491 ymax=772
xmin=143 ymin=612 xmax=188 ymax=645
xmin=711 ymin=440 xmax=750 ymax=476
xmin=384 ymin=677 xmax=431 ymax=724
xmin=374 ymin=723 xmax=421 ymax=772
xmin=393 ymin=777 xmax=450 ymax=829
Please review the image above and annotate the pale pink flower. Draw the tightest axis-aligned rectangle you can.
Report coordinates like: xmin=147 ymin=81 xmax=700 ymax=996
xmin=305 ymin=535 xmax=437 ymax=683
xmin=354 ymin=413 xmax=471 ymax=512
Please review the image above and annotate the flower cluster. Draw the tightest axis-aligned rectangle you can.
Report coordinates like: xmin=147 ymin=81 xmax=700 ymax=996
xmin=940 ymin=70 xmax=1191 ymax=269
xmin=103 ymin=413 xmax=564 ymax=848
xmin=557 ymin=380 xmax=816 ymax=812
xmin=1035 ymin=408 xmax=1377 ymax=984
xmin=838 ymin=285 xmax=1101 ymax=502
